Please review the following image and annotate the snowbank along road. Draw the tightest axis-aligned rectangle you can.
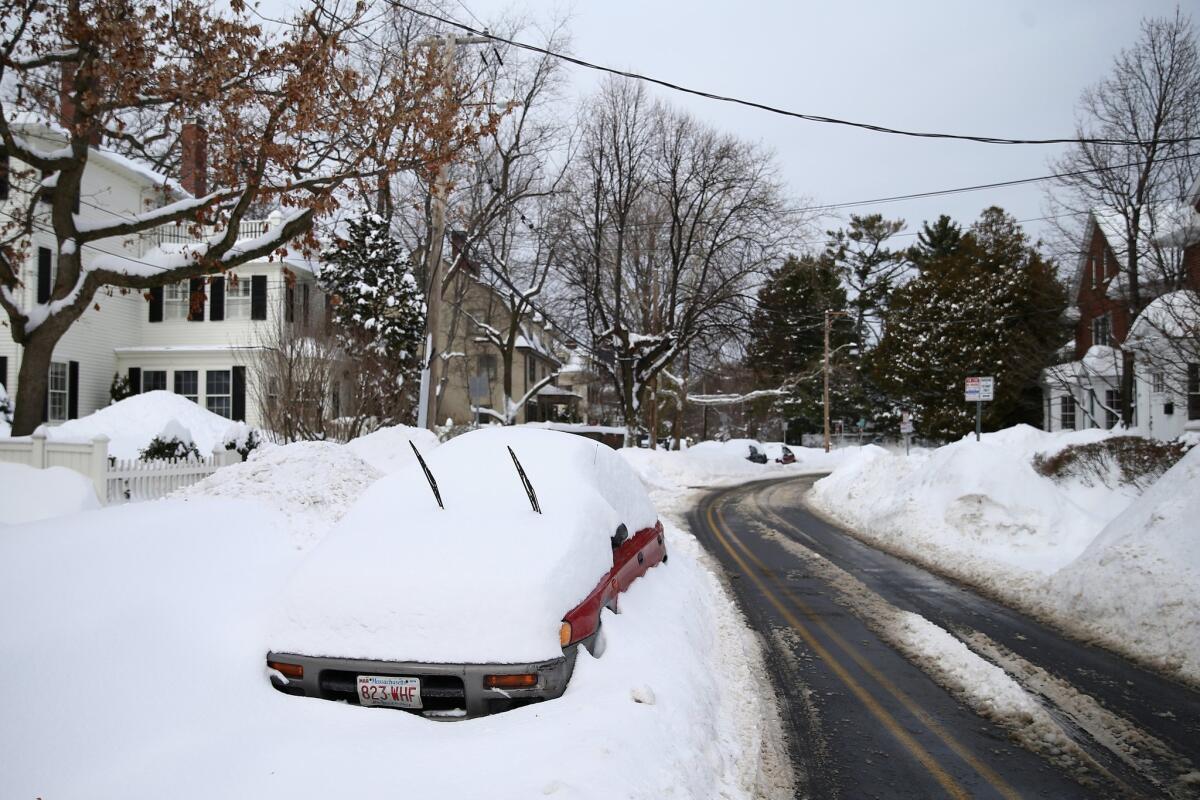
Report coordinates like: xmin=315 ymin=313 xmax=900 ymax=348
xmin=690 ymin=475 xmax=1200 ymax=799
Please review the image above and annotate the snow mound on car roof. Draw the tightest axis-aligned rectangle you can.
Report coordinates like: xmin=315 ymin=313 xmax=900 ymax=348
xmin=268 ymin=427 xmax=659 ymax=663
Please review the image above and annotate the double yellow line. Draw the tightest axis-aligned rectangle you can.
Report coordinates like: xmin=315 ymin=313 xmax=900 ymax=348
xmin=704 ymin=484 xmax=1022 ymax=800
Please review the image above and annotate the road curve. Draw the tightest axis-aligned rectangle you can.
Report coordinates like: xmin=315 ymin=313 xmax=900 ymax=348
xmin=689 ymin=476 xmax=1200 ymax=799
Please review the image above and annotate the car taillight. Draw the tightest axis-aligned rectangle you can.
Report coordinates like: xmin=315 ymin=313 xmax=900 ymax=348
xmin=559 ymin=621 xmax=573 ymax=647
xmin=484 ymin=673 xmax=538 ymax=689
xmin=268 ymin=660 xmax=303 ymax=680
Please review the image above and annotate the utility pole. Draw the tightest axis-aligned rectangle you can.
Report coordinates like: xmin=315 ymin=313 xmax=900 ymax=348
xmin=417 ymin=32 xmax=490 ymax=431
xmin=823 ymin=309 xmax=848 ymax=453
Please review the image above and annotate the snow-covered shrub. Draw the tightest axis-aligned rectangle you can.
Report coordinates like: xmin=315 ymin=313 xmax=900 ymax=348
xmin=109 ymin=373 xmax=136 ymax=404
xmin=224 ymin=427 xmax=263 ymax=461
xmin=0 ymin=383 xmax=13 ymax=426
xmin=1032 ymin=436 xmax=1189 ymax=489
xmin=139 ymin=420 xmax=201 ymax=462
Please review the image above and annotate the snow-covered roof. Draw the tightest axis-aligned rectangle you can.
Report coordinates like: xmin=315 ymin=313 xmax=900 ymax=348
xmin=1071 ymin=205 xmax=1194 ymax=299
xmin=535 ymin=384 xmax=581 ymax=399
xmin=1127 ymin=289 xmax=1200 ymax=345
xmin=8 ymin=116 xmax=185 ymax=196
xmin=559 ymin=348 xmax=589 ymax=375
xmin=1042 ymin=344 xmax=1122 ymax=385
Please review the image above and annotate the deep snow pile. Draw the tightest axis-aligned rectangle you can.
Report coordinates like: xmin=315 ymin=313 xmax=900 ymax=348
xmin=41 ymin=390 xmax=252 ymax=459
xmin=809 ymin=425 xmax=1131 ymax=581
xmin=270 ymin=428 xmax=658 ymax=664
xmin=809 ymin=424 xmax=1200 ymax=683
xmin=1047 ymin=446 xmax=1200 ymax=681
xmin=345 ymin=423 xmax=439 ymax=473
xmin=174 ymin=441 xmax=382 ymax=549
xmin=0 ymin=462 xmax=99 ymax=524
xmin=0 ymin=433 xmax=781 ymax=798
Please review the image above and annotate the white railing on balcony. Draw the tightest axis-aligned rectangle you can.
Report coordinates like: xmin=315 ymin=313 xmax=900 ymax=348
xmin=140 ymin=218 xmax=275 ymax=256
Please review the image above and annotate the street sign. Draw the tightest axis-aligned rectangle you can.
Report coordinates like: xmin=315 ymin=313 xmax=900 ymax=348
xmin=900 ymin=411 xmax=914 ymax=435
xmin=965 ymin=376 xmax=995 ymax=402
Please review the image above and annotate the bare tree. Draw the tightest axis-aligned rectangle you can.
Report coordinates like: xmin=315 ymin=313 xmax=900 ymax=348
xmin=252 ymin=295 xmax=342 ymax=442
xmin=0 ymin=0 xmax=494 ymax=434
xmin=556 ymin=79 xmax=794 ymax=446
xmin=1047 ymin=10 xmax=1200 ymax=425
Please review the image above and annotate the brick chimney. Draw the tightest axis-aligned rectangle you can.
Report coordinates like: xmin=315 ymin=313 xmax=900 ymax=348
xmin=181 ymin=119 xmax=208 ymax=197
xmin=59 ymin=63 xmax=77 ymax=131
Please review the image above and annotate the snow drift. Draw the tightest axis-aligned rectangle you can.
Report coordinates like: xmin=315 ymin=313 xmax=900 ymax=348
xmin=0 ymin=462 xmax=99 ymax=524
xmin=41 ymin=390 xmax=252 ymax=459
xmin=1047 ymin=445 xmax=1200 ymax=681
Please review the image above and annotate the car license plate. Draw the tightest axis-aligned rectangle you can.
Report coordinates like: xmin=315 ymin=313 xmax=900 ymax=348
xmin=356 ymin=675 xmax=422 ymax=709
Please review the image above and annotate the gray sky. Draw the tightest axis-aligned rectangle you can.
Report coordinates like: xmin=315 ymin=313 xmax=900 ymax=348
xmin=439 ymin=0 xmax=1185 ymax=254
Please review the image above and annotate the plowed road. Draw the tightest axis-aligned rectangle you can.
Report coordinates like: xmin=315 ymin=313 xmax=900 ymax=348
xmin=691 ymin=476 xmax=1200 ymax=799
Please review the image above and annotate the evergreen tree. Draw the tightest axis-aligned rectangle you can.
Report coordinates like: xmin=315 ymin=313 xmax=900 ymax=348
xmin=909 ymin=214 xmax=964 ymax=271
xmin=319 ymin=214 xmax=426 ymax=423
xmin=746 ymin=254 xmax=853 ymax=434
xmin=871 ymin=208 xmax=1068 ymax=440
xmin=824 ymin=214 xmax=908 ymax=346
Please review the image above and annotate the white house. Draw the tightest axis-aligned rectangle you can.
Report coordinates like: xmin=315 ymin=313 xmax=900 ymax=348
xmin=0 ymin=115 xmax=327 ymax=430
xmin=1041 ymin=178 xmax=1200 ymax=440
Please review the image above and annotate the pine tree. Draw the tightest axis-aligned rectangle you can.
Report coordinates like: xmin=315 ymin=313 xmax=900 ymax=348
xmin=746 ymin=255 xmax=852 ymax=433
xmin=871 ymin=208 xmax=1068 ymax=440
xmin=909 ymin=214 xmax=964 ymax=271
xmin=319 ymin=214 xmax=427 ymax=423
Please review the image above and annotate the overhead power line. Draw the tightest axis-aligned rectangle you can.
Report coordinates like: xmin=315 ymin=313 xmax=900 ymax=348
xmin=390 ymin=2 xmax=1200 ymax=148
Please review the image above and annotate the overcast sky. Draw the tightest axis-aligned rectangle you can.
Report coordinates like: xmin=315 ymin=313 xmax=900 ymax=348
xmin=428 ymin=0 xmax=1186 ymax=255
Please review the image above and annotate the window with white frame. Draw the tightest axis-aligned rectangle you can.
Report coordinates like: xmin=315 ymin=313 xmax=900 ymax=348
xmin=142 ymin=370 xmax=166 ymax=392
xmin=174 ymin=370 xmax=198 ymax=402
xmin=1104 ymin=389 xmax=1120 ymax=429
xmin=48 ymin=361 xmax=67 ymax=421
xmin=1059 ymin=395 xmax=1076 ymax=430
xmin=206 ymin=370 xmax=231 ymax=418
xmin=1092 ymin=313 xmax=1111 ymax=347
xmin=164 ymin=281 xmax=188 ymax=320
xmin=1152 ymin=372 xmax=1166 ymax=394
xmin=1189 ymin=364 xmax=1200 ymax=421
xmin=226 ymin=276 xmax=252 ymax=320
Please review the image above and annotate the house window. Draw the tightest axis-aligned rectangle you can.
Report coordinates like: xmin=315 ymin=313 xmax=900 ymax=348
xmin=226 ymin=276 xmax=251 ymax=320
xmin=206 ymin=370 xmax=231 ymax=418
xmin=526 ymin=356 xmax=537 ymax=386
xmin=1189 ymin=364 xmax=1200 ymax=421
xmin=1059 ymin=396 xmax=1076 ymax=430
xmin=1152 ymin=372 xmax=1166 ymax=394
xmin=1092 ymin=313 xmax=1111 ymax=347
xmin=174 ymin=370 xmax=198 ymax=402
xmin=48 ymin=362 xmax=68 ymax=421
xmin=477 ymin=354 xmax=497 ymax=383
xmin=164 ymin=282 xmax=189 ymax=320
xmin=142 ymin=370 xmax=166 ymax=392
xmin=1104 ymin=389 xmax=1120 ymax=429
xmin=1093 ymin=255 xmax=1102 ymax=288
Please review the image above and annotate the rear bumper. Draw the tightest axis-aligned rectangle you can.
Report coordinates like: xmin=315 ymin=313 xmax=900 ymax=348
xmin=267 ymin=646 xmax=580 ymax=719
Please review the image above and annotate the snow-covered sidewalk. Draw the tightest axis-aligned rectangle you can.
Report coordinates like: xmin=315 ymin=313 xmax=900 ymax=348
xmin=0 ymin=428 xmax=792 ymax=799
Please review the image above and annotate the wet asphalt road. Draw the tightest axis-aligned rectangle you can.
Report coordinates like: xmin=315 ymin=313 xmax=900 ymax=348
xmin=689 ymin=476 xmax=1200 ymax=800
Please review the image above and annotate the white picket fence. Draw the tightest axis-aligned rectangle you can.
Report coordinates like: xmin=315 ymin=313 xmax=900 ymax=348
xmin=0 ymin=432 xmax=240 ymax=505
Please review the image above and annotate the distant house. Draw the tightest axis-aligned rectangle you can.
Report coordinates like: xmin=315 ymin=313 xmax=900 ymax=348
xmin=1041 ymin=179 xmax=1200 ymax=439
xmin=0 ymin=107 xmax=328 ymax=430
xmin=429 ymin=235 xmax=579 ymax=426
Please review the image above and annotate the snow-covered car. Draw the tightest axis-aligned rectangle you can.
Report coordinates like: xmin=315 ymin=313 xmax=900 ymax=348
xmin=266 ymin=428 xmax=667 ymax=718
xmin=775 ymin=445 xmax=796 ymax=465
xmin=746 ymin=445 xmax=768 ymax=464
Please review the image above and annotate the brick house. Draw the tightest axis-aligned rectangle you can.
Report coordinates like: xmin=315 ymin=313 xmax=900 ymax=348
xmin=1041 ymin=178 xmax=1200 ymax=438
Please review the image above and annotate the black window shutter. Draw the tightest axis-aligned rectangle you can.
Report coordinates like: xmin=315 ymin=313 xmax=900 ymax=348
xmin=251 ymin=275 xmax=267 ymax=320
xmin=42 ymin=387 xmax=48 ymax=422
xmin=68 ymin=360 xmax=79 ymax=419
xmin=302 ymin=284 xmax=310 ymax=326
xmin=187 ymin=278 xmax=205 ymax=321
xmin=0 ymin=147 xmax=9 ymax=201
xmin=37 ymin=247 xmax=52 ymax=303
xmin=148 ymin=287 xmax=163 ymax=323
xmin=285 ymin=286 xmax=295 ymax=323
xmin=232 ymin=366 xmax=246 ymax=422
xmin=0 ymin=355 xmax=6 ymax=391
xmin=210 ymin=277 xmax=225 ymax=321
xmin=129 ymin=367 xmax=142 ymax=393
